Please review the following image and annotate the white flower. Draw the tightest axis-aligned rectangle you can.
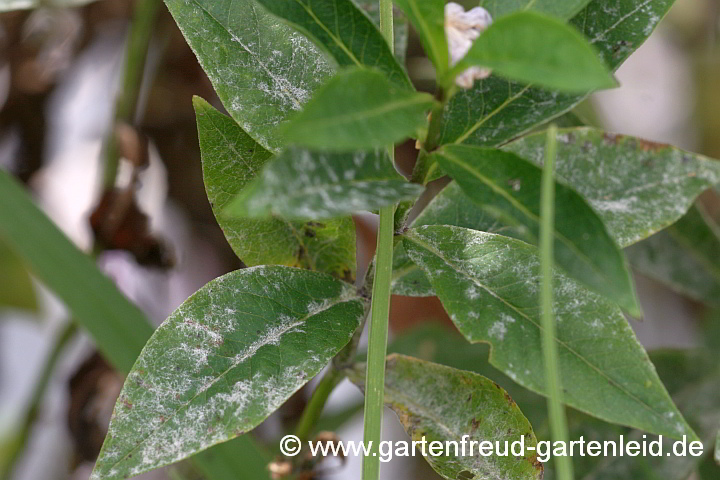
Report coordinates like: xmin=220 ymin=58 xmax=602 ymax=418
xmin=445 ymin=2 xmax=493 ymax=89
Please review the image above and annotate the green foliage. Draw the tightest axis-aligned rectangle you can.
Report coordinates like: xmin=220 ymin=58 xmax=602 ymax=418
xmin=431 ymin=144 xmax=639 ymax=314
xmin=403 ymin=226 xmax=693 ymax=440
xmin=225 ymin=147 xmax=423 ymax=220
xmin=165 ymin=0 xmax=335 ymax=152
xmin=0 ymin=169 xmax=153 ymax=372
xmin=478 ymin=0 xmax=592 ymax=20
xmin=255 ymin=0 xmax=411 ymax=89
xmin=437 ymin=0 xmax=675 ymax=148
xmin=392 ymin=0 xmax=447 ymax=76
xmin=91 ymin=266 xmax=365 ymax=479
xmin=283 ymin=68 xmax=435 ymax=150
xmin=350 ymin=355 xmax=544 ymax=480
xmin=450 ymin=12 xmax=616 ymax=92
xmin=195 ymin=97 xmax=357 ymax=280
xmin=0 ymin=238 xmax=37 ymax=312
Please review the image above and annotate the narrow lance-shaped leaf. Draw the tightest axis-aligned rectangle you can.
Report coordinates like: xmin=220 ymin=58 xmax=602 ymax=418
xmin=225 ymin=147 xmax=424 ymax=220
xmin=0 ymin=238 xmax=37 ymax=312
xmin=450 ymin=11 xmax=616 ymax=93
xmin=393 ymin=0 xmax=448 ymax=76
xmin=254 ymin=0 xmax=411 ymax=89
xmin=349 ymin=355 xmax=543 ymax=480
xmin=626 ymin=204 xmax=720 ymax=307
xmin=438 ymin=0 xmax=675 ymax=148
xmin=91 ymin=266 xmax=366 ymax=480
xmin=284 ymin=68 xmax=435 ymax=150
xmin=478 ymin=0 xmax=592 ymax=20
xmin=403 ymin=225 xmax=696 ymax=440
xmin=432 ymin=145 xmax=639 ymax=314
xmin=195 ymin=97 xmax=357 ymax=281
xmin=0 ymin=168 xmax=152 ymax=372
xmin=165 ymin=0 xmax=335 ymax=152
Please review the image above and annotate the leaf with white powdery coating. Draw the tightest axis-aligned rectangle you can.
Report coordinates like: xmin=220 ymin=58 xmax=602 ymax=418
xmin=91 ymin=266 xmax=365 ymax=480
xmin=165 ymin=0 xmax=334 ymax=153
xmin=478 ymin=0 xmax=592 ymax=20
xmin=284 ymin=68 xmax=435 ymax=150
xmin=225 ymin=147 xmax=424 ymax=220
xmin=195 ymin=97 xmax=356 ymax=281
xmin=254 ymin=0 xmax=411 ymax=89
xmin=431 ymin=145 xmax=639 ymax=315
xmin=451 ymin=12 xmax=615 ymax=93
xmin=438 ymin=0 xmax=675 ymax=148
xmin=403 ymin=225 xmax=695 ymax=440
xmin=349 ymin=355 xmax=543 ymax=480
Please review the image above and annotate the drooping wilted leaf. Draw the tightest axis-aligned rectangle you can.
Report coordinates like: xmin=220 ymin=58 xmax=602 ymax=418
xmin=438 ymin=0 xmax=675 ymax=148
xmin=626 ymin=205 xmax=720 ymax=307
xmin=350 ymin=355 xmax=543 ymax=480
xmin=195 ymin=97 xmax=356 ymax=281
xmin=165 ymin=0 xmax=335 ymax=152
xmin=478 ymin=0 xmax=592 ymax=20
xmin=283 ymin=68 xmax=435 ymax=150
xmin=452 ymin=12 xmax=615 ymax=93
xmin=225 ymin=147 xmax=423 ymax=220
xmin=91 ymin=266 xmax=365 ymax=480
xmin=254 ymin=0 xmax=411 ymax=89
xmin=403 ymin=225 xmax=695 ymax=440
xmin=392 ymin=0 xmax=447 ymax=76
xmin=431 ymin=145 xmax=639 ymax=314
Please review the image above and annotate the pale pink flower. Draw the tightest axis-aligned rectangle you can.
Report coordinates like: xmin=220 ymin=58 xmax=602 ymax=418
xmin=444 ymin=2 xmax=493 ymax=89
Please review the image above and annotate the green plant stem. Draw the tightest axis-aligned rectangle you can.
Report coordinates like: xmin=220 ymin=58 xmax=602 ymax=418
xmin=362 ymin=204 xmax=394 ymax=480
xmin=1 ymin=321 xmax=78 ymax=480
xmin=294 ymin=368 xmax=344 ymax=443
xmin=103 ymin=0 xmax=161 ymax=188
xmin=362 ymin=4 xmax=396 ymax=480
xmin=540 ymin=124 xmax=574 ymax=480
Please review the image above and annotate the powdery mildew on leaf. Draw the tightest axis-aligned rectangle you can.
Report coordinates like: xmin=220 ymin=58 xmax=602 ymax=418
xmin=403 ymin=225 xmax=696 ymax=440
xmin=195 ymin=98 xmax=357 ymax=280
xmin=438 ymin=0 xmax=675 ymax=148
xmin=505 ymin=128 xmax=720 ymax=247
xmin=227 ymin=147 xmax=424 ymax=220
xmin=165 ymin=0 xmax=335 ymax=152
xmin=352 ymin=355 xmax=543 ymax=480
xmin=256 ymin=0 xmax=411 ymax=89
xmin=91 ymin=266 xmax=365 ymax=480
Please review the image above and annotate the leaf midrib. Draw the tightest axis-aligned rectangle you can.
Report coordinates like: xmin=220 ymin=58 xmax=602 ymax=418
xmin=102 ymin=292 xmax=360 ymax=473
xmin=404 ymin=230 xmax=667 ymax=422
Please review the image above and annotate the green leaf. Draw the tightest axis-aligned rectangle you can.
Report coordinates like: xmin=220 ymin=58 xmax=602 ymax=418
xmin=0 ymin=238 xmax=37 ymax=313
xmin=194 ymin=97 xmax=356 ymax=281
xmin=91 ymin=266 xmax=365 ymax=480
xmin=352 ymin=0 xmax=409 ymax=65
xmin=0 ymin=168 xmax=153 ymax=373
xmin=505 ymin=128 xmax=720 ymax=248
xmin=715 ymin=431 xmax=719 ymax=466
xmin=254 ymin=0 xmax=411 ymax=89
xmin=431 ymin=145 xmax=639 ymax=315
xmin=478 ymin=0 xmax=592 ymax=20
xmin=402 ymin=225 xmax=695 ymax=440
xmin=626 ymin=205 xmax=720 ymax=307
xmin=350 ymin=355 xmax=544 ymax=480
xmin=451 ymin=11 xmax=615 ymax=92
xmin=165 ymin=0 xmax=335 ymax=152
xmin=190 ymin=436 xmax=271 ymax=480
xmin=225 ymin=147 xmax=424 ymax=220
xmin=438 ymin=0 xmax=675 ymax=147
xmin=392 ymin=0 xmax=447 ymax=76
xmin=284 ymin=68 xmax=435 ymax=150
